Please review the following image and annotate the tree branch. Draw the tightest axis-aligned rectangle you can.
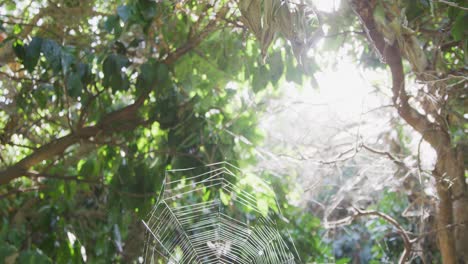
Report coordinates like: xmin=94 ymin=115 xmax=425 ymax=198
xmin=361 ymin=143 xmax=405 ymax=167
xmin=164 ymin=5 xmax=228 ymax=64
xmin=0 ymin=185 xmax=47 ymax=199
xmin=0 ymin=9 xmax=226 ymax=185
xmin=352 ymin=207 xmax=413 ymax=264
xmin=349 ymin=0 xmax=447 ymax=150
xmin=348 ymin=0 xmax=457 ymax=262
xmin=325 ymin=206 xmax=414 ymax=264
xmin=25 ymin=171 xmax=100 ymax=184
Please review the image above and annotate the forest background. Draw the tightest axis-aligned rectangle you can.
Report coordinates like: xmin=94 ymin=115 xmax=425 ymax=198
xmin=0 ymin=0 xmax=466 ymax=263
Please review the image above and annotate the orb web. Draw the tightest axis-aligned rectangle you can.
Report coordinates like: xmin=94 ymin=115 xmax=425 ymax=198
xmin=142 ymin=162 xmax=299 ymax=264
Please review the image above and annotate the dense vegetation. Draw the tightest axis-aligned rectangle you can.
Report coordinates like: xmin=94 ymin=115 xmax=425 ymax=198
xmin=0 ymin=0 xmax=466 ymax=263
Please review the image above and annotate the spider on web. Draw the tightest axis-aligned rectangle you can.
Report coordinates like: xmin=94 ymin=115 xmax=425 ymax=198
xmin=142 ymin=161 xmax=300 ymax=264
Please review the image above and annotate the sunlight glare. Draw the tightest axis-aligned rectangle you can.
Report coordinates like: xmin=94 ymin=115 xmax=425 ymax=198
xmin=312 ymin=0 xmax=341 ymax=12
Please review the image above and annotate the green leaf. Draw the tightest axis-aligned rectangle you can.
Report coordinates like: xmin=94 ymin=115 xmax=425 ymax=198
xmin=452 ymin=13 xmax=468 ymax=41
xmin=117 ymin=5 xmax=131 ymax=23
xmin=373 ymin=2 xmax=386 ymax=25
xmin=6 ymin=2 xmax=16 ymax=11
xmin=405 ymin=0 xmax=428 ymax=21
xmin=202 ymin=189 xmax=211 ymax=202
xmin=24 ymin=37 xmax=43 ymax=73
xmin=267 ymin=51 xmax=284 ymax=85
xmin=136 ymin=61 xmax=158 ymax=91
xmin=41 ymin=39 xmax=62 ymax=74
xmin=464 ymin=39 xmax=468 ymax=66
xmin=257 ymin=197 xmax=269 ymax=217
xmin=219 ymin=189 xmax=230 ymax=205
xmin=252 ymin=65 xmax=269 ymax=92
xmin=104 ymin=15 xmax=117 ymax=32
xmin=0 ymin=244 xmax=17 ymax=261
xmin=336 ymin=257 xmax=351 ymax=264
xmin=153 ymin=97 xmax=178 ymax=129
xmin=102 ymin=54 xmax=130 ymax=92
xmin=34 ymin=84 xmax=52 ymax=108
xmin=12 ymin=39 xmax=25 ymax=61
xmin=104 ymin=15 xmax=122 ymax=37
xmin=128 ymin=38 xmax=143 ymax=48
xmin=79 ymin=159 xmax=97 ymax=178
xmin=61 ymin=52 xmax=75 ymax=76
xmin=13 ymin=24 xmax=21 ymax=34
xmin=17 ymin=249 xmax=52 ymax=264
xmin=138 ymin=61 xmax=170 ymax=95
xmin=156 ymin=63 xmax=169 ymax=85
xmin=137 ymin=0 xmax=157 ymax=21
xmin=77 ymin=62 xmax=92 ymax=86
xmin=323 ymin=34 xmax=345 ymax=52
xmin=285 ymin=52 xmax=303 ymax=84
xmin=67 ymin=72 xmax=83 ymax=98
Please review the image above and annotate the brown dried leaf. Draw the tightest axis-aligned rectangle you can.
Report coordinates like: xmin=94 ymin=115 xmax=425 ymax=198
xmin=239 ymin=0 xmax=262 ymax=38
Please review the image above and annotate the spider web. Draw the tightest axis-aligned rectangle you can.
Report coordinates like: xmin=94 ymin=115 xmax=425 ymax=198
xmin=142 ymin=162 xmax=300 ymax=264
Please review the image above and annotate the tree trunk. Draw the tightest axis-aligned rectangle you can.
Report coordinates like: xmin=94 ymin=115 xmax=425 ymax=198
xmin=434 ymin=146 xmax=468 ymax=263
xmin=348 ymin=0 xmax=468 ymax=262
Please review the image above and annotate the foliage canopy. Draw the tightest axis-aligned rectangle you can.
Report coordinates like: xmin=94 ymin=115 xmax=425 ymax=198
xmin=0 ymin=0 xmax=466 ymax=263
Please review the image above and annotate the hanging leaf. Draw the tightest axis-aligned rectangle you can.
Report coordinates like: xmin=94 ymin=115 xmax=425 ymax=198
xmin=252 ymin=65 xmax=269 ymax=92
xmin=61 ymin=52 xmax=75 ymax=76
xmin=66 ymin=72 xmax=83 ymax=98
xmin=137 ymin=0 xmax=157 ymax=21
xmin=257 ymin=197 xmax=269 ymax=217
xmin=452 ymin=12 xmax=468 ymax=41
xmin=77 ymin=62 xmax=92 ymax=86
xmin=373 ymin=2 xmax=387 ymax=25
xmin=219 ymin=189 xmax=230 ymax=205
xmin=24 ymin=37 xmax=42 ymax=73
xmin=267 ymin=50 xmax=284 ymax=85
xmin=102 ymin=54 xmax=130 ymax=92
xmin=117 ymin=5 xmax=131 ymax=23
xmin=136 ymin=60 xmax=158 ymax=91
xmin=17 ymin=249 xmax=52 ymax=264
xmin=41 ymin=39 xmax=62 ymax=74
xmin=12 ymin=39 xmax=25 ymax=61
xmin=104 ymin=15 xmax=122 ymax=37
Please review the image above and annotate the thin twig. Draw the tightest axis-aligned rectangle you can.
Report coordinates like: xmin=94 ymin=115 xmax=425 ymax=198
xmin=26 ymin=171 xmax=100 ymax=184
xmin=324 ymin=30 xmax=365 ymax=38
xmin=0 ymin=185 xmax=47 ymax=199
xmin=361 ymin=143 xmax=405 ymax=167
xmin=5 ymin=142 xmax=37 ymax=150
xmin=319 ymin=147 xmax=357 ymax=164
xmin=436 ymin=0 xmax=468 ymax=11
